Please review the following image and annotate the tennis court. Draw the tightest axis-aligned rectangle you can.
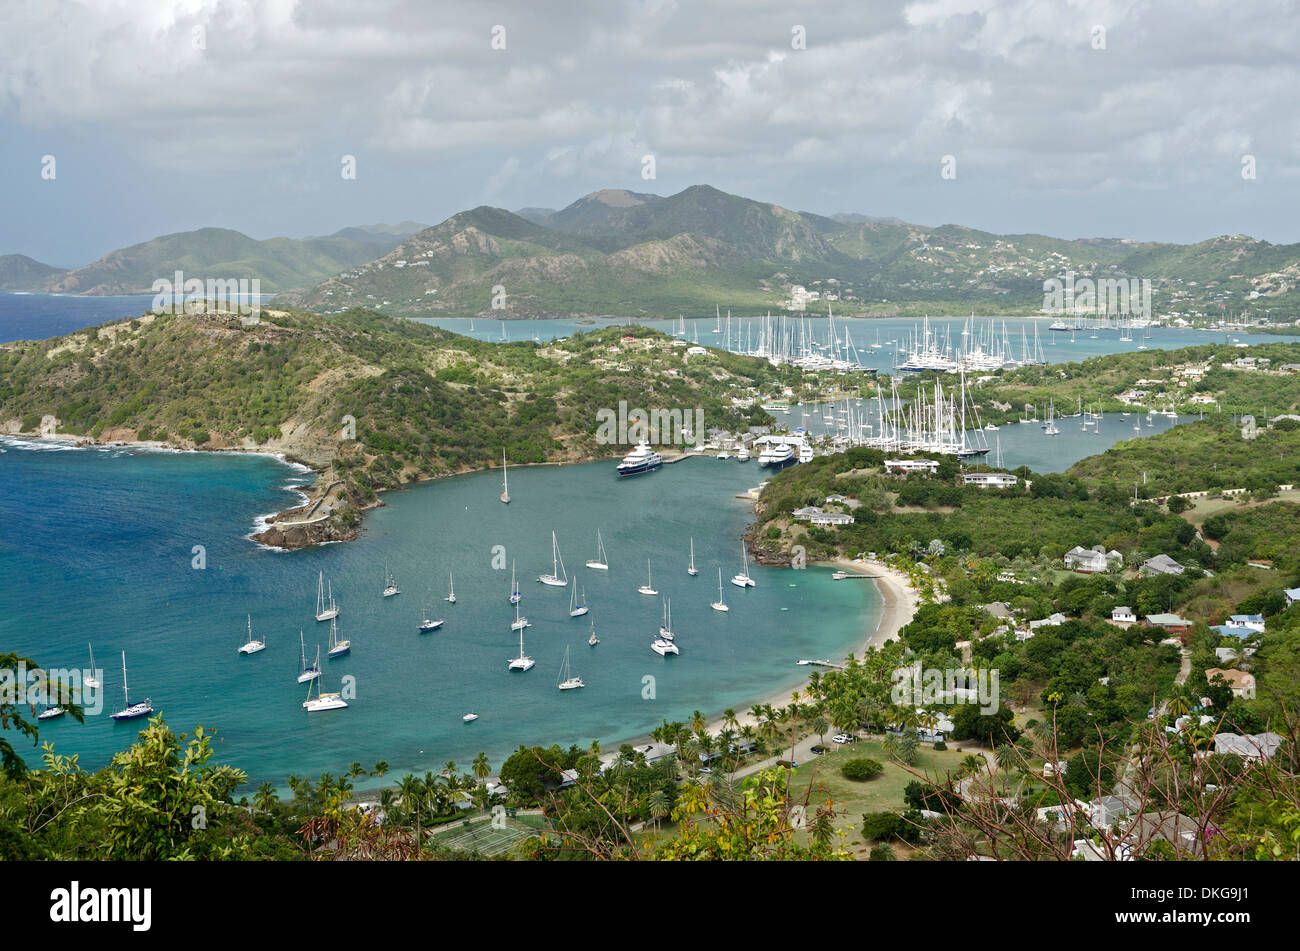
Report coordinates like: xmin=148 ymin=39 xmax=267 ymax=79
xmin=432 ymin=814 xmax=540 ymax=856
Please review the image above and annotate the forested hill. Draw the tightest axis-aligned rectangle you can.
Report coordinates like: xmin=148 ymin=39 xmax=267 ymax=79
xmin=0 ymin=307 xmax=787 ymax=543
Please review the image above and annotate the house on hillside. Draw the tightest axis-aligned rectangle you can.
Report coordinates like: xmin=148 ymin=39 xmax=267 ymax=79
xmin=1145 ymin=613 xmax=1192 ymax=634
xmin=1064 ymin=546 xmax=1123 ymax=573
xmin=962 ymin=472 xmax=1019 ymax=488
xmin=1206 ymin=668 xmax=1255 ymax=698
xmin=1111 ymin=606 xmax=1137 ymax=624
xmin=1212 ymin=732 xmax=1283 ymax=761
xmin=1228 ymin=614 xmax=1266 ymax=632
xmin=1142 ymin=554 xmax=1186 ymax=576
xmin=1286 ymin=588 xmax=1300 ymax=608
xmin=884 ymin=459 xmax=939 ymax=475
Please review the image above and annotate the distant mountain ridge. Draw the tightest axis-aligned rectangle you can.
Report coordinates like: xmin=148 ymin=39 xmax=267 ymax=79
xmin=3 ymin=226 xmax=413 ymax=296
xmin=285 ymin=184 xmax=1300 ymax=318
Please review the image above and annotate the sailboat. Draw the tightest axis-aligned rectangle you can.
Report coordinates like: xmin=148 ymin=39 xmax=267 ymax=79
xmin=499 ymin=449 xmax=510 ymax=504
xmin=537 ymin=531 xmax=568 ymax=587
xmin=297 ymin=632 xmax=321 ymax=683
xmin=418 ymin=600 xmax=444 ymax=632
xmin=509 ymin=560 xmax=522 ymax=604
xmin=569 ymin=578 xmax=589 ymax=617
xmin=445 ymin=573 xmax=456 ymax=603
xmin=37 ymin=702 xmax=66 ymax=721
xmin=731 ymin=540 xmax=755 ymax=588
xmin=659 ymin=598 xmax=674 ymax=640
xmin=499 ymin=320 xmax=507 ymax=343
xmin=511 ymin=602 xmax=531 ymax=631
xmin=315 ymin=571 xmax=338 ymax=621
xmin=84 ymin=643 xmax=100 ymax=689
xmin=585 ymin=529 xmax=609 ymax=570
xmin=687 ymin=538 xmax=699 ymax=576
xmin=1043 ymin=400 xmax=1060 ymax=437
xmin=110 ymin=651 xmax=153 ymax=721
xmin=237 ymin=614 xmax=266 ymax=655
xmin=588 ymin=620 xmax=599 ymax=646
xmin=638 ymin=559 xmax=658 ymax=595
xmin=382 ymin=563 xmax=399 ymax=597
xmin=508 ymin=620 xmax=535 ymax=671
xmin=302 ymin=672 xmax=348 ymax=712
xmin=711 ymin=567 xmax=730 ymax=612
xmin=556 ymin=645 xmax=584 ymax=690
xmin=327 ymin=616 xmax=351 ymax=658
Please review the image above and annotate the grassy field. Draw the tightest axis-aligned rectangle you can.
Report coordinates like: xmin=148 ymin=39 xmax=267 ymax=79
xmin=787 ymin=738 xmax=970 ymax=855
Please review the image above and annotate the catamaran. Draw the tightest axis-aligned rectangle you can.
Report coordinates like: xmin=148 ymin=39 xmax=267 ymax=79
xmin=711 ymin=567 xmax=730 ymax=612
xmin=687 ymin=538 xmax=698 ymax=576
xmin=499 ymin=449 xmax=510 ymax=504
xmin=302 ymin=673 xmax=348 ymax=712
xmin=588 ymin=620 xmax=599 ymax=646
xmin=638 ymin=559 xmax=658 ymax=596
xmin=538 ymin=531 xmax=568 ymax=587
xmin=84 ymin=643 xmax=100 ymax=689
xmin=511 ymin=602 xmax=531 ymax=631
xmin=508 ymin=621 xmax=535 ymax=671
xmin=327 ymin=616 xmax=351 ymax=658
xmin=382 ymin=563 xmax=399 ymax=597
xmin=445 ymin=573 xmax=456 ymax=603
xmin=556 ymin=645 xmax=584 ymax=690
xmin=569 ymin=578 xmax=589 ymax=617
xmin=297 ymin=632 xmax=321 ymax=683
xmin=315 ymin=571 xmax=338 ymax=621
xmin=111 ymin=651 xmax=153 ymax=721
xmin=418 ymin=601 xmax=444 ymax=632
xmin=509 ymin=560 xmax=522 ymax=604
xmin=585 ymin=529 xmax=609 ymax=570
xmin=731 ymin=540 xmax=755 ymax=588
xmin=651 ymin=636 xmax=679 ymax=656
xmin=237 ymin=614 xmax=266 ymax=655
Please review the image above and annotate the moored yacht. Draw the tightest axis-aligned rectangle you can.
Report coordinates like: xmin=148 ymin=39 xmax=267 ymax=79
xmin=651 ymin=637 xmax=679 ymax=656
xmin=616 ymin=443 xmax=663 ymax=476
xmin=759 ymin=443 xmax=795 ymax=468
xmin=237 ymin=615 xmax=266 ymax=655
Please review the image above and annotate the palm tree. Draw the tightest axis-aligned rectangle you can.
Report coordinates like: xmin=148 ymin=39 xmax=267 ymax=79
xmin=648 ymin=788 xmax=669 ymax=833
xmin=254 ymin=782 xmax=278 ymax=813
xmin=690 ymin=709 xmax=707 ymax=736
xmin=348 ymin=761 xmax=366 ymax=781
xmin=472 ymin=752 xmax=491 ymax=782
xmin=372 ymin=760 xmax=390 ymax=779
xmin=811 ymin=714 xmax=829 ymax=748
xmin=722 ymin=708 xmax=739 ymax=732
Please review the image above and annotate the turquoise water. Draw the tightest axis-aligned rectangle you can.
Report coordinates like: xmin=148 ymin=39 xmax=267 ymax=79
xmin=0 ymin=439 xmax=876 ymax=789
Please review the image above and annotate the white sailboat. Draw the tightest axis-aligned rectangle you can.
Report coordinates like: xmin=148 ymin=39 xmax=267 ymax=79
xmin=569 ymin=578 xmax=589 ymax=617
xmin=588 ymin=620 xmax=599 ymax=646
xmin=297 ymin=632 xmax=321 ymax=683
xmin=418 ymin=600 xmax=444 ymax=632
xmin=110 ymin=651 xmax=153 ymax=721
xmin=731 ymin=540 xmax=755 ymax=588
xmin=84 ymin=643 xmax=100 ymax=689
xmin=585 ymin=529 xmax=609 ymax=570
xmin=445 ymin=573 xmax=456 ymax=603
xmin=508 ymin=620 xmax=535 ymax=671
xmin=687 ymin=537 xmax=698 ymax=576
xmin=638 ymin=559 xmax=658 ymax=596
xmin=711 ymin=567 xmax=730 ymax=612
xmin=37 ymin=702 xmax=65 ymax=721
xmin=302 ymin=672 xmax=348 ymax=712
xmin=327 ymin=615 xmax=351 ymax=658
xmin=237 ymin=614 xmax=266 ymax=655
xmin=382 ymin=562 xmax=399 ymax=597
xmin=537 ymin=531 xmax=568 ymax=587
xmin=556 ymin=645 xmax=584 ymax=690
xmin=315 ymin=571 xmax=338 ymax=621
xmin=1043 ymin=400 xmax=1060 ymax=437
xmin=499 ymin=449 xmax=510 ymax=504
xmin=509 ymin=560 xmax=522 ymax=604
xmin=659 ymin=598 xmax=674 ymax=640
xmin=510 ymin=602 xmax=531 ymax=631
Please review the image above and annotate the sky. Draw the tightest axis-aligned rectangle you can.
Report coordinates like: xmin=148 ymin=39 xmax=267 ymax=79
xmin=2 ymin=0 xmax=1298 ymax=267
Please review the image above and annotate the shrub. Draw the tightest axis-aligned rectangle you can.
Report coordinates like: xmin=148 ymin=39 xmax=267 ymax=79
xmin=841 ymin=757 xmax=884 ymax=781
xmin=932 ymin=740 xmax=947 ymax=751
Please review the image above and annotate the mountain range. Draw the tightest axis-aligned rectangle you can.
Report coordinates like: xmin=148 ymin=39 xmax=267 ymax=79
xmin=6 ymin=186 xmax=1299 ymax=318
xmin=0 ymin=223 xmax=422 ymax=295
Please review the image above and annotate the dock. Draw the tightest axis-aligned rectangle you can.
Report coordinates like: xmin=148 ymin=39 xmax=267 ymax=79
xmin=832 ymin=571 xmax=878 ymax=580
xmin=796 ymin=659 xmax=846 ymax=670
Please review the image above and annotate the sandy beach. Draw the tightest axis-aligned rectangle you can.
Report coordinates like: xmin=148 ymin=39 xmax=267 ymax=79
xmin=628 ymin=555 xmax=919 ymax=747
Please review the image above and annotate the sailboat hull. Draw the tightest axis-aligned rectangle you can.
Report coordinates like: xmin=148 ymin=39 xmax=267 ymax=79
xmin=585 ymin=561 xmax=608 ymax=570
xmin=569 ymin=607 xmax=589 ymax=617
xmin=538 ymin=576 xmax=566 ymax=587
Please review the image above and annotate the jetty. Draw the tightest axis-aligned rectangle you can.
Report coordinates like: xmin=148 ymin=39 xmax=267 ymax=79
xmin=796 ymin=659 xmax=846 ymax=670
xmin=832 ymin=570 xmax=878 ymax=580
